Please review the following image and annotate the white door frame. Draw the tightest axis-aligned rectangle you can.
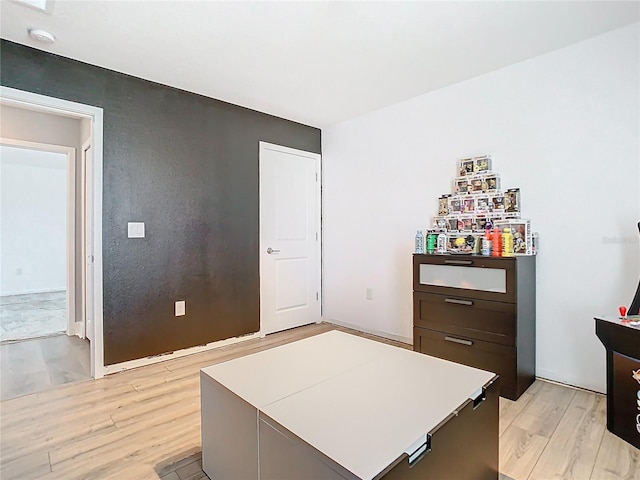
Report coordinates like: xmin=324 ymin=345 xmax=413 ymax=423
xmin=258 ymin=141 xmax=322 ymax=336
xmin=0 ymin=86 xmax=105 ymax=379
xmin=0 ymin=138 xmax=76 ymax=337
xmin=80 ymin=139 xmax=93 ymax=341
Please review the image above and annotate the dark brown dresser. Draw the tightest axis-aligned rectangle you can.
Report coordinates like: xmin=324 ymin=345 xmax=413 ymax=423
xmin=413 ymin=254 xmax=536 ymax=400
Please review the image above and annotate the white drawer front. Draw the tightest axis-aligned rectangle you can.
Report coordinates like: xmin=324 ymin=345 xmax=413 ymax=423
xmin=419 ymin=264 xmax=506 ymax=293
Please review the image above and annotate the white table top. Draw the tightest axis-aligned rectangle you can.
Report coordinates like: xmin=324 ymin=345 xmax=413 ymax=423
xmin=201 ymin=330 xmax=396 ymax=408
xmin=201 ymin=331 xmax=495 ymax=480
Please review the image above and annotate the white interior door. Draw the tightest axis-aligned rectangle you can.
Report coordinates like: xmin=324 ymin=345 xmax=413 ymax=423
xmin=260 ymin=142 xmax=321 ymax=336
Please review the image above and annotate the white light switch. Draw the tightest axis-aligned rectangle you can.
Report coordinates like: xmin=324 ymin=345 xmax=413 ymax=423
xmin=127 ymin=222 xmax=145 ymax=238
xmin=175 ymin=300 xmax=186 ymax=316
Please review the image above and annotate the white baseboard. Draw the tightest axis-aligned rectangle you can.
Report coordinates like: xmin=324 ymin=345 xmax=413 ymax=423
xmin=536 ymin=375 xmax=606 ymax=395
xmin=103 ymin=332 xmax=260 ymax=375
xmin=323 ymin=317 xmax=412 ymax=345
xmin=536 ymin=368 xmax=557 ymax=381
xmin=536 ymin=368 xmax=605 ymax=394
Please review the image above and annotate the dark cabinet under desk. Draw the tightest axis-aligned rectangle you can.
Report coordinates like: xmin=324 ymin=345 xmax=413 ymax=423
xmin=413 ymin=254 xmax=536 ymax=400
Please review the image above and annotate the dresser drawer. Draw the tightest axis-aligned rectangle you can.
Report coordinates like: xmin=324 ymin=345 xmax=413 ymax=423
xmin=414 ymin=292 xmax=515 ymax=346
xmin=413 ymin=255 xmax=516 ymax=303
xmin=414 ymin=327 xmax=517 ymax=398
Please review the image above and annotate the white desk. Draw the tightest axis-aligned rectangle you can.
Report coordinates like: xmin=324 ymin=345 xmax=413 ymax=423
xmin=201 ymin=331 xmax=499 ymax=480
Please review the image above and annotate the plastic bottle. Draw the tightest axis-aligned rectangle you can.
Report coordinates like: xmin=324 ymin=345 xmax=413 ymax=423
xmin=436 ymin=230 xmax=447 ymax=254
xmin=481 ymin=230 xmax=492 ymax=256
xmin=491 ymin=228 xmax=502 ymax=257
xmin=426 ymin=230 xmax=436 ymax=254
xmin=415 ymin=230 xmax=424 ymax=254
xmin=502 ymin=228 xmax=514 ymax=257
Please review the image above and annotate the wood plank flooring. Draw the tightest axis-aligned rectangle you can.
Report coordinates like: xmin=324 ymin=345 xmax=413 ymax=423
xmin=0 ymin=322 xmax=638 ymax=479
xmin=0 ymin=334 xmax=91 ymax=401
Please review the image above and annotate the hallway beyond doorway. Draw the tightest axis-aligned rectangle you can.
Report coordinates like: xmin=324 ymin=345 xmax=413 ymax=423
xmin=0 ymin=291 xmax=67 ymax=342
xmin=0 ymin=333 xmax=90 ymax=401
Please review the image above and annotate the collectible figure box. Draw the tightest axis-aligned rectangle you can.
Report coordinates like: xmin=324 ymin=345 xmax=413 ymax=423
xmin=454 ymin=178 xmax=470 ymax=195
xmin=448 ymin=196 xmax=462 ymax=214
xmin=490 ymin=194 xmax=505 ymax=212
xmin=505 ymin=188 xmax=521 ymax=214
xmin=446 ymin=233 xmax=479 ymax=254
xmin=474 ymin=215 xmax=489 ymax=231
xmin=483 ymin=174 xmax=500 ymax=193
xmin=459 ymin=216 xmax=474 ymax=231
xmin=462 ymin=197 xmax=475 ymax=213
xmin=468 ymin=176 xmax=484 ymax=194
xmin=475 ymin=195 xmax=490 ymax=213
xmin=458 ymin=158 xmax=474 ymax=176
xmin=438 ymin=195 xmax=451 ymax=216
xmin=433 ymin=216 xmax=448 ymax=230
xmin=495 ymin=219 xmax=532 ymax=255
xmin=473 ymin=155 xmax=492 ymax=174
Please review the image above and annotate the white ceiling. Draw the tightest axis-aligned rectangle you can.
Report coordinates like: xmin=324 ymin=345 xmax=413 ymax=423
xmin=1 ymin=1 xmax=638 ymax=128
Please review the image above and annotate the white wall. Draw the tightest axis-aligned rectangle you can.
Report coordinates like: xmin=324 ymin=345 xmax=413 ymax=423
xmin=0 ymin=105 xmax=85 ymax=311
xmin=0 ymin=146 xmax=68 ymax=295
xmin=322 ymin=23 xmax=640 ymax=393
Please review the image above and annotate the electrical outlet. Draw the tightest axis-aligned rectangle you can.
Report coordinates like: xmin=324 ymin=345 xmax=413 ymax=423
xmin=366 ymin=288 xmax=373 ymax=301
xmin=175 ymin=300 xmax=185 ymax=316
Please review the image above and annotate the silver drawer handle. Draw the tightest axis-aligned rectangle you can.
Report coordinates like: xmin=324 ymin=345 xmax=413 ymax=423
xmin=445 ymin=336 xmax=473 ymax=346
xmin=266 ymin=247 xmax=281 ymax=254
xmin=445 ymin=298 xmax=473 ymax=306
xmin=444 ymin=259 xmax=473 ymax=265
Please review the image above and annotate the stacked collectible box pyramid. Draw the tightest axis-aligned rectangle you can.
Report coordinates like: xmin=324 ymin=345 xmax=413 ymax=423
xmin=432 ymin=155 xmax=533 ymax=255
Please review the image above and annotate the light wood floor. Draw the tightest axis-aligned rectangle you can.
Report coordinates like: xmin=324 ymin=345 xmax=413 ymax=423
xmin=0 ymin=334 xmax=91 ymax=401
xmin=0 ymin=322 xmax=638 ymax=480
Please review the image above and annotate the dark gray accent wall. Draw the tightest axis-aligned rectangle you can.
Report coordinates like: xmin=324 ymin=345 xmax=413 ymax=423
xmin=0 ymin=40 xmax=321 ymax=365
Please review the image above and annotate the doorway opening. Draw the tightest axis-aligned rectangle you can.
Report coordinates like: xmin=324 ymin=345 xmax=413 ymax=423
xmin=0 ymin=142 xmax=74 ymax=343
xmin=0 ymin=86 xmax=104 ymax=383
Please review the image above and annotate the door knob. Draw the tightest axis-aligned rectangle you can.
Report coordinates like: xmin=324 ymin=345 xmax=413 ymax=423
xmin=266 ymin=247 xmax=281 ymax=254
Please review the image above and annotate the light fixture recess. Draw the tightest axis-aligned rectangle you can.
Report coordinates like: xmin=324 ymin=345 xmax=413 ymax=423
xmin=27 ymin=28 xmax=56 ymax=44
